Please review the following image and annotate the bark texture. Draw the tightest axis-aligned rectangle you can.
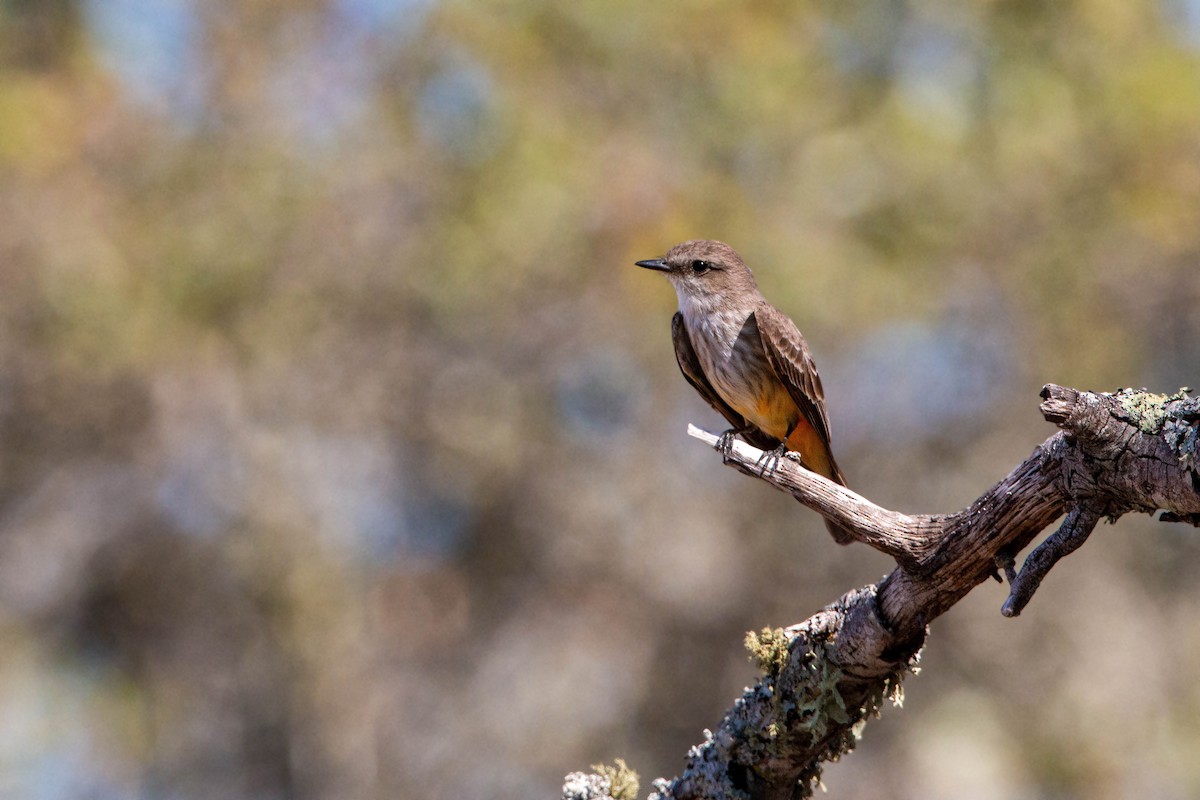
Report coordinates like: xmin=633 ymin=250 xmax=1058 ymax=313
xmin=563 ymin=386 xmax=1200 ymax=800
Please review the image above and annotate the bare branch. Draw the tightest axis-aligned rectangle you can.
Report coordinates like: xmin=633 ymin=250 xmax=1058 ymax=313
xmin=687 ymin=425 xmax=939 ymax=570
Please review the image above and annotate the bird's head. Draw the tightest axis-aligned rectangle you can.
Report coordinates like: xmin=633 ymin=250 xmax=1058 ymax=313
xmin=636 ymin=239 xmax=759 ymax=313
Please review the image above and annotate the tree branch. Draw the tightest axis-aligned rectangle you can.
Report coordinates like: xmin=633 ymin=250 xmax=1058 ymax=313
xmin=563 ymin=386 xmax=1200 ymax=800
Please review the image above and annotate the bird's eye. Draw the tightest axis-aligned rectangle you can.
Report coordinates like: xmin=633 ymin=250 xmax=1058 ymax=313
xmin=692 ymin=260 xmax=712 ymax=274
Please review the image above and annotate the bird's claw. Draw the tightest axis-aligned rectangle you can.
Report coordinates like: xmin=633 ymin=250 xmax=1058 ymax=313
xmin=755 ymin=443 xmax=791 ymax=477
xmin=717 ymin=429 xmax=739 ymax=460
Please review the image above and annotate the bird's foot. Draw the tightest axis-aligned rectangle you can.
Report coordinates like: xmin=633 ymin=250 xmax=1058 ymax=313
xmin=716 ymin=429 xmax=740 ymax=460
xmin=755 ymin=443 xmax=791 ymax=477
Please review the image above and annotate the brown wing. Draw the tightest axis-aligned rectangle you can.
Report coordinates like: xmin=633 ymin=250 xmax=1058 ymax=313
xmin=752 ymin=302 xmax=845 ymax=484
xmin=754 ymin=304 xmax=854 ymax=544
xmin=671 ymin=312 xmax=775 ymax=450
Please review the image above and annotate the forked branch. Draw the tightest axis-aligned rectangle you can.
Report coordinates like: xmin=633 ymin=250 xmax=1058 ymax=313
xmin=564 ymin=386 xmax=1200 ymax=800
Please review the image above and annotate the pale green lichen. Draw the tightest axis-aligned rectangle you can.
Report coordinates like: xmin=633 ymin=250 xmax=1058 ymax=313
xmin=666 ymin=589 xmax=925 ymax=800
xmin=787 ymin=633 xmax=923 ymax=797
xmin=744 ymin=631 xmax=851 ymax=749
xmin=1115 ymin=387 xmax=1199 ymax=470
xmin=794 ymin=642 xmax=849 ymax=740
xmin=591 ymin=759 xmax=639 ymax=800
xmin=745 ymin=627 xmax=790 ymax=677
xmin=1116 ymin=387 xmax=1191 ymax=434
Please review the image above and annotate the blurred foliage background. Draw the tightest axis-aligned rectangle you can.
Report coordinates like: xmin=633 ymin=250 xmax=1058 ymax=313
xmin=0 ymin=0 xmax=1199 ymax=798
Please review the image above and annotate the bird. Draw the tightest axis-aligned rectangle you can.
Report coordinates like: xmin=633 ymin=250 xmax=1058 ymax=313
xmin=636 ymin=239 xmax=853 ymax=544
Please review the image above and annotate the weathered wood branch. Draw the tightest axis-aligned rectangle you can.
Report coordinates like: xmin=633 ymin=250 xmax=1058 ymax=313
xmin=563 ymin=386 xmax=1200 ymax=800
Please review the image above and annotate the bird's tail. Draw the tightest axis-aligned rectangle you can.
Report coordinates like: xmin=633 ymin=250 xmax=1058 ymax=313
xmin=781 ymin=424 xmax=856 ymax=545
xmin=825 ymin=518 xmax=855 ymax=546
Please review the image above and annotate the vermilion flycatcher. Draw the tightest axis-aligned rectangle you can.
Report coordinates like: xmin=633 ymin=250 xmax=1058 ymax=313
xmin=637 ymin=239 xmax=853 ymax=544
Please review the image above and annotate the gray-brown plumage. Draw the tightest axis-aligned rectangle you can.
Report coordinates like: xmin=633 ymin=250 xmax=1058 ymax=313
xmin=638 ymin=239 xmax=853 ymax=544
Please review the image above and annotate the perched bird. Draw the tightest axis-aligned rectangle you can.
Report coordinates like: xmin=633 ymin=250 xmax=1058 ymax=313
xmin=637 ymin=239 xmax=853 ymax=544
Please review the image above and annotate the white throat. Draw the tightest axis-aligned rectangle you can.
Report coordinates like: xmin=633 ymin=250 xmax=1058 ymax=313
xmin=673 ymin=282 xmax=758 ymax=356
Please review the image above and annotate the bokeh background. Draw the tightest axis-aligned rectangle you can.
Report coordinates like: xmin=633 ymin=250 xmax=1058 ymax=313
xmin=2 ymin=1 xmax=1200 ymax=798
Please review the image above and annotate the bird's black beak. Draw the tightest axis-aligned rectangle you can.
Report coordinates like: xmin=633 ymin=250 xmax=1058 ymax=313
xmin=636 ymin=258 xmax=670 ymax=272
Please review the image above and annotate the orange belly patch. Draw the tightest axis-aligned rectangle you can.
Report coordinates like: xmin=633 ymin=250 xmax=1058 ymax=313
xmin=785 ymin=420 xmax=835 ymax=480
xmin=750 ymin=389 xmax=796 ymax=441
